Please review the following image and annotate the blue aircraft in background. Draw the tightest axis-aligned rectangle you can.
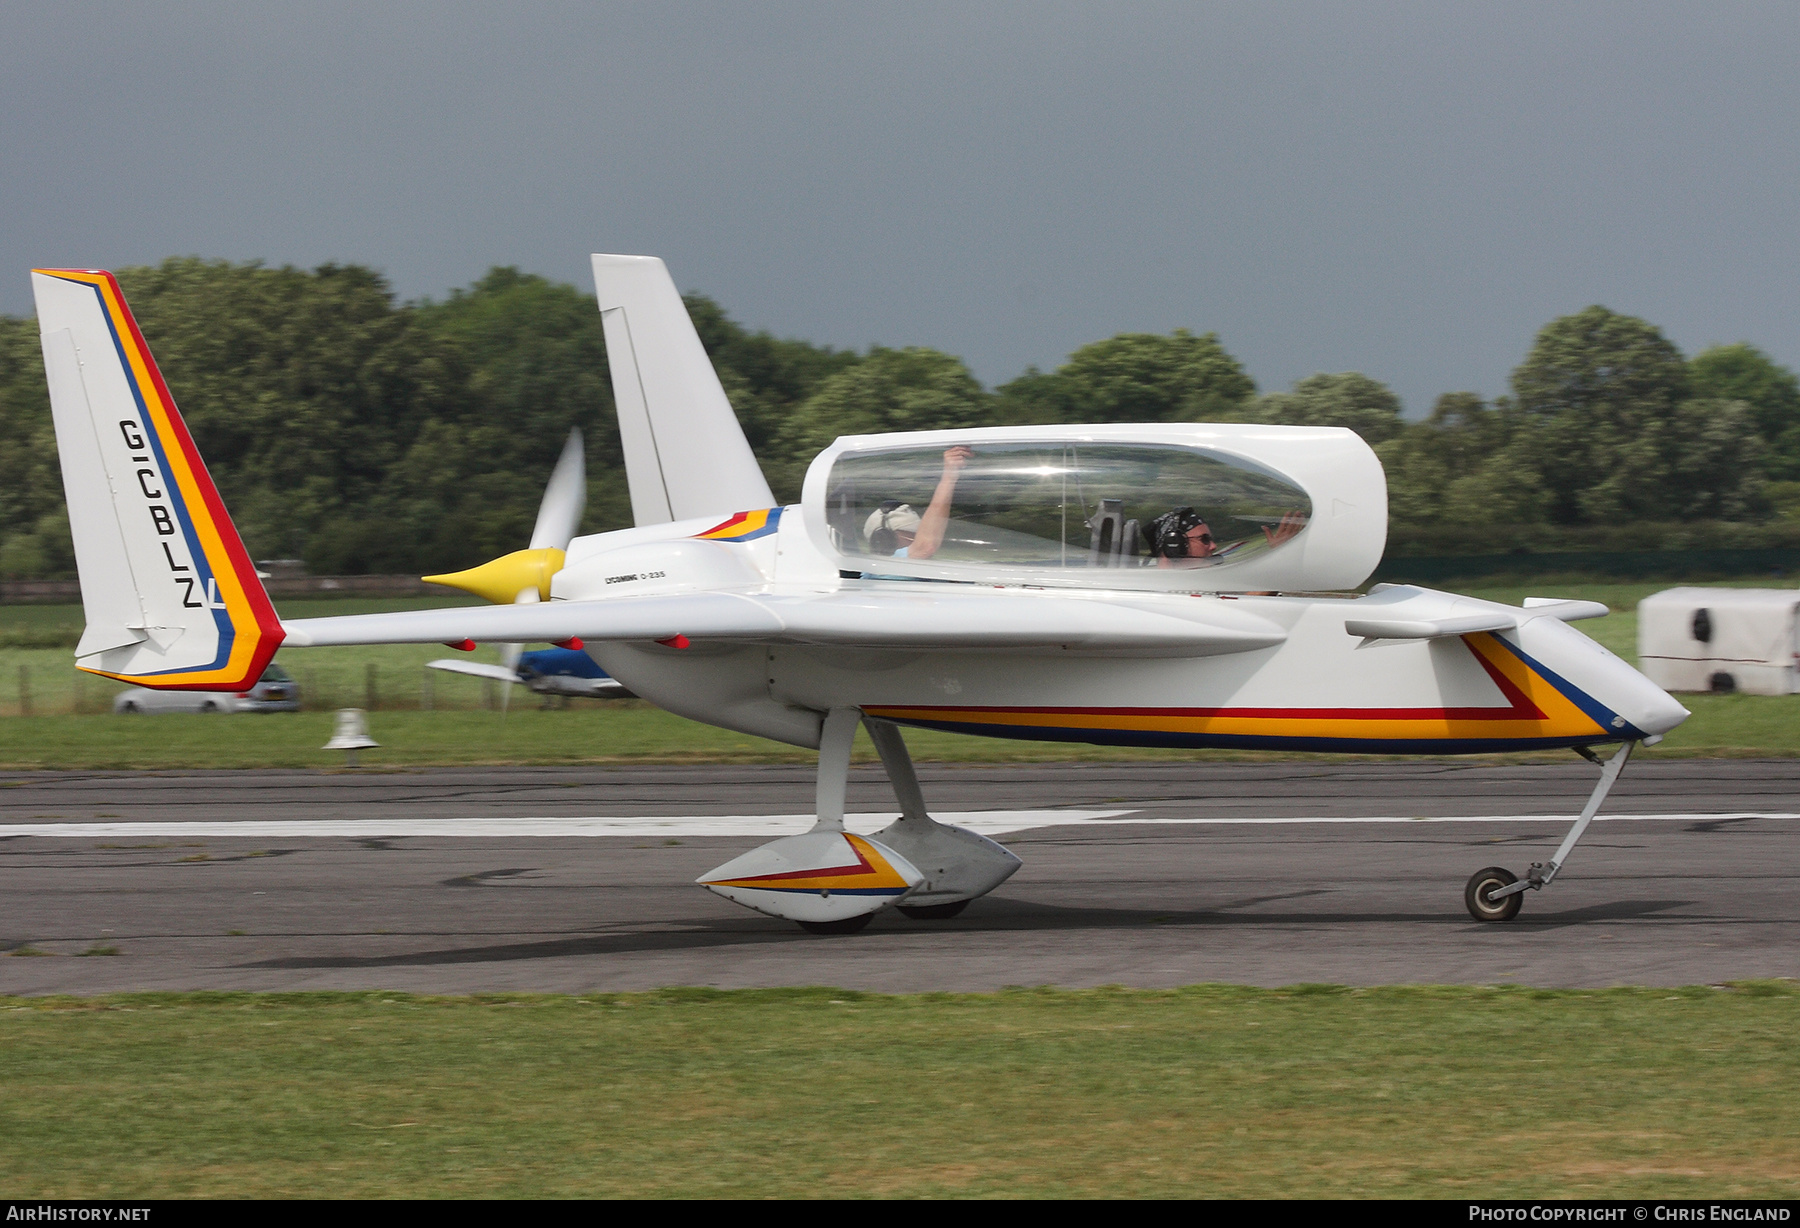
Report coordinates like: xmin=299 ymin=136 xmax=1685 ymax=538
xmin=427 ymin=645 xmax=632 ymax=700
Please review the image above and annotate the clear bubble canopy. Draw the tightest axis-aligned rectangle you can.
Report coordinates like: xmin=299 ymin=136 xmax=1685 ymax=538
xmin=824 ymin=440 xmax=1311 ymax=576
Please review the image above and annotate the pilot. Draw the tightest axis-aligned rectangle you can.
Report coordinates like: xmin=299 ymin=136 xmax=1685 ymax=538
xmin=1145 ymin=506 xmax=1305 ymax=568
xmin=1145 ymin=506 xmax=1220 ymax=567
xmin=865 ymin=444 xmax=974 ymax=561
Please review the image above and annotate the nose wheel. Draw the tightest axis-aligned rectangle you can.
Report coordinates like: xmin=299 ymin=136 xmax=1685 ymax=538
xmin=1463 ymin=741 xmax=1636 ymax=922
xmin=1465 ymin=866 xmax=1522 ymax=922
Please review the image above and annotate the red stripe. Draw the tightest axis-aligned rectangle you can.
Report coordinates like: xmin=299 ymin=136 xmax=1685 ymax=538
xmin=1466 ymin=634 xmax=1550 ymax=719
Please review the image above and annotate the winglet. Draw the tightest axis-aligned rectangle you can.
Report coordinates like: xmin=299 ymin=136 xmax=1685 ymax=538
xmin=591 ymin=254 xmax=774 ymax=526
xmin=31 ymin=269 xmax=283 ymax=690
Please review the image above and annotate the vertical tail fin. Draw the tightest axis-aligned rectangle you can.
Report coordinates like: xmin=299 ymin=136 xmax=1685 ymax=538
xmin=591 ymin=254 xmax=775 ymax=526
xmin=31 ymin=269 xmax=283 ymax=689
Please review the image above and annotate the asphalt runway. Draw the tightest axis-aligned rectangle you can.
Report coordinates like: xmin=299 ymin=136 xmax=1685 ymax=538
xmin=2 ymin=759 xmax=1796 ymax=993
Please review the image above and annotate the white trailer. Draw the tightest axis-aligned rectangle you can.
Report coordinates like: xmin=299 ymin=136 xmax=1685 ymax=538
xmin=1638 ymin=587 xmax=1800 ymax=695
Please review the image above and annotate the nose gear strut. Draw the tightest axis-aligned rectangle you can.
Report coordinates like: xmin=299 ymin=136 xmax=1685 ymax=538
xmin=1464 ymin=740 xmax=1635 ymax=922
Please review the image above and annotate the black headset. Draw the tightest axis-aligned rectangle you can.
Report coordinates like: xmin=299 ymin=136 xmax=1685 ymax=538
xmin=867 ymin=499 xmax=906 ymax=556
xmin=1145 ymin=507 xmax=1211 ymax=558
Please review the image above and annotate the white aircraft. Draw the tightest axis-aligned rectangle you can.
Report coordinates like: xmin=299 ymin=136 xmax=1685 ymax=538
xmin=30 ymin=258 xmax=1691 ymax=932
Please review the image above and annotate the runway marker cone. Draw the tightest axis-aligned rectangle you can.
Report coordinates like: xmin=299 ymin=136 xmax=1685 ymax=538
xmin=324 ymin=707 xmax=379 ymax=767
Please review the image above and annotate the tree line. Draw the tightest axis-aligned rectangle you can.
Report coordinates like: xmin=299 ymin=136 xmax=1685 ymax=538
xmin=1 ymin=257 xmax=1796 ymax=578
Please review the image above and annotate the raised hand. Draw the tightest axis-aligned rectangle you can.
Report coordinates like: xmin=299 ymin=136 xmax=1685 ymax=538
xmin=1263 ymin=509 xmax=1306 ymax=547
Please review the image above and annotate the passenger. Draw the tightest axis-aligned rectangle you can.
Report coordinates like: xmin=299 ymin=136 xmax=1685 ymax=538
xmin=864 ymin=445 xmax=973 ymax=561
xmin=864 ymin=501 xmax=922 ymax=557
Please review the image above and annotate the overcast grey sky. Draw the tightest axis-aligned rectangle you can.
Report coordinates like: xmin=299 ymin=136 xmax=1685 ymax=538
xmin=4 ymin=1 xmax=1797 ymax=415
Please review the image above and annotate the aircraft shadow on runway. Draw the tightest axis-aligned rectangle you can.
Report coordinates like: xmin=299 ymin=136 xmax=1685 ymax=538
xmin=236 ymin=893 xmax=1698 ymax=970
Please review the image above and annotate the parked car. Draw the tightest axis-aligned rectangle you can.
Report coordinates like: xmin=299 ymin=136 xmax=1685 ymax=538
xmin=113 ymin=663 xmax=301 ymax=714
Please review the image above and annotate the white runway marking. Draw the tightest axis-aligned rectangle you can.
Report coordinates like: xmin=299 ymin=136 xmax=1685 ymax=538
xmin=1060 ymin=812 xmax=1800 ymax=826
xmin=0 ymin=810 xmax=1131 ymax=840
xmin=1 ymin=811 xmax=1794 ymax=840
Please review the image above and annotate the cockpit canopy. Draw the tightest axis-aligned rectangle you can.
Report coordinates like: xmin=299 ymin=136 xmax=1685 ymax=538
xmin=801 ymin=424 xmax=1387 ymax=592
xmin=830 ymin=441 xmax=1308 ymax=568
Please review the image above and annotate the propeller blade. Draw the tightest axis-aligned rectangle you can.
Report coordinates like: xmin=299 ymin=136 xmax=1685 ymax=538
xmin=490 ymin=432 xmax=579 ymax=721
xmin=528 ymin=428 xmax=587 ymax=552
xmin=497 ymin=602 xmax=530 ymax=719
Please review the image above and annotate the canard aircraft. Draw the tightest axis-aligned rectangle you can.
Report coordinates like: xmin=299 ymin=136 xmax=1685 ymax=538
xmin=30 ymin=257 xmax=1690 ymax=932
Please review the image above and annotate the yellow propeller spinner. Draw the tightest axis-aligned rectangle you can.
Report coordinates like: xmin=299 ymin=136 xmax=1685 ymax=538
xmin=423 ymin=547 xmax=566 ymax=605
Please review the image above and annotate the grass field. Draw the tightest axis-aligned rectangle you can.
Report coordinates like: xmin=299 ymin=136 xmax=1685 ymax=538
xmin=2 ymin=984 xmax=1795 ymax=1199
xmin=0 ymin=580 xmax=1793 ymax=767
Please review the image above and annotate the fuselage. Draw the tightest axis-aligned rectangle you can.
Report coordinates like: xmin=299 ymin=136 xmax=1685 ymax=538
xmin=557 ymin=507 xmax=1690 ymax=755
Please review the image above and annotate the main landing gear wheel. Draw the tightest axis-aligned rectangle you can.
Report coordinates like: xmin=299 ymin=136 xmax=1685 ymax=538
xmin=1465 ymin=866 xmax=1522 ymax=922
xmin=797 ymin=913 xmax=874 ymax=936
xmin=898 ymin=900 xmax=970 ymax=920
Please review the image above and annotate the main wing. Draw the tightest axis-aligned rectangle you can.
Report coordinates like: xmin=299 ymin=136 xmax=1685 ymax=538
xmin=282 ymin=587 xmax=1287 ymax=657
